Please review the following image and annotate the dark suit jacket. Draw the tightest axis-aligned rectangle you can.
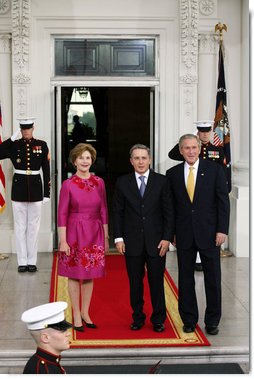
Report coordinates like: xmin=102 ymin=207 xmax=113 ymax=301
xmin=166 ymin=159 xmax=230 ymax=250
xmin=113 ymin=169 xmax=174 ymax=256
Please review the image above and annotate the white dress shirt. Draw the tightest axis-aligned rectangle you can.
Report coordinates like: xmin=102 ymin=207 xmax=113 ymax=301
xmin=184 ymin=159 xmax=199 ymax=187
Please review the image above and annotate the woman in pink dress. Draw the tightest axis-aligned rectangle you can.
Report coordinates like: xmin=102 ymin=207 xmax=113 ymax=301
xmin=57 ymin=143 xmax=109 ymax=331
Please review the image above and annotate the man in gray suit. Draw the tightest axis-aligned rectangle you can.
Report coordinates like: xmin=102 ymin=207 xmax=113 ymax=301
xmin=113 ymin=144 xmax=174 ymax=332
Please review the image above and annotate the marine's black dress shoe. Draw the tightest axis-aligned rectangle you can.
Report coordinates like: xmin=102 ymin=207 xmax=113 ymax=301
xmin=130 ymin=321 xmax=144 ymax=331
xmin=27 ymin=265 xmax=37 ymax=272
xmin=18 ymin=265 xmax=28 ymax=273
xmin=153 ymin=323 xmax=165 ymax=332
xmin=205 ymin=325 xmax=219 ymax=335
xmin=195 ymin=263 xmax=203 ymax=271
xmin=183 ymin=324 xmax=196 ymax=333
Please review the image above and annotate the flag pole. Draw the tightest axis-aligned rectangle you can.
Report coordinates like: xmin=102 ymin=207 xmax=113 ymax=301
xmin=214 ymin=22 xmax=233 ymax=258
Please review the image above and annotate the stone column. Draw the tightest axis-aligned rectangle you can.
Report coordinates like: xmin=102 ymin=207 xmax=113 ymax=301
xmin=198 ymin=33 xmax=218 ymax=119
xmin=0 ymin=33 xmax=14 ymax=253
xmin=12 ymin=0 xmax=31 ymax=121
xmin=179 ymin=0 xmax=199 ymax=135
xmin=229 ymin=0 xmax=249 ymax=257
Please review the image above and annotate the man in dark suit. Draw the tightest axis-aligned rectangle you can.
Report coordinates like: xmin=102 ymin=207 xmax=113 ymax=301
xmin=166 ymin=134 xmax=230 ymax=335
xmin=113 ymin=144 xmax=173 ymax=332
xmin=168 ymin=120 xmax=228 ymax=272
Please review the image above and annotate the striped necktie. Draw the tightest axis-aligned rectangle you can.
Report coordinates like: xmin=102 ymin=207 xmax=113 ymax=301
xmin=187 ymin=166 xmax=195 ymax=202
xmin=139 ymin=176 xmax=146 ymax=197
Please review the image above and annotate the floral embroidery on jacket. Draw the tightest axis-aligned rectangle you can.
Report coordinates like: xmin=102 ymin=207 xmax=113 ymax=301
xmin=71 ymin=174 xmax=100 ymax=191
xmin=58 ymin=242 xmax=105 ymax=271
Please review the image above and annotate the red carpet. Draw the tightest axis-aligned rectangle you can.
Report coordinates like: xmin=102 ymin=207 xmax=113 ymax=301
xmin=50 ymin=252 xmax=210 ymax=348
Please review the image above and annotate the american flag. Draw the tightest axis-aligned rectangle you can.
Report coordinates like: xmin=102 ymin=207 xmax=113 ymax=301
xmin=0 ymin=103 xmax=6 ymax=212
xmin=213 ymin=43 xmax=232 ymax=192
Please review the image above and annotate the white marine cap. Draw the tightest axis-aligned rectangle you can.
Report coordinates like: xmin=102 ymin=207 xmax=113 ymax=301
xmin=21 ymin=301 xmax=72 ymax=331
xmin=17 ymin=117 xmax=36 ymax=129
xmin=194 ymin=120 xmax=214 ymax=131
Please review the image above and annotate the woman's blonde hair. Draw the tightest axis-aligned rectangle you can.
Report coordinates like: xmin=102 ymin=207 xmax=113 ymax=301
xmin=69 ymin=143 xmax=97 ymax=166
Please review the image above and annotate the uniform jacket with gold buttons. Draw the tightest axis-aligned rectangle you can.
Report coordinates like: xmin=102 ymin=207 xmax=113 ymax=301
xmin=23 ymin=347 xmax=66 ymax=374
xmin=0 ymin=137 xmax=50 ymax=201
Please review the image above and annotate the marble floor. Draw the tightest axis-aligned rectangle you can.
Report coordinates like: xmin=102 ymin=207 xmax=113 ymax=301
xmin=0 ymin=251 xmax=250 ymax=374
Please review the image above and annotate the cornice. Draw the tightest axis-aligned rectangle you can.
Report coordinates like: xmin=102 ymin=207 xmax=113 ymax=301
xmin=12 ymin=0 xmax=30 ymax=69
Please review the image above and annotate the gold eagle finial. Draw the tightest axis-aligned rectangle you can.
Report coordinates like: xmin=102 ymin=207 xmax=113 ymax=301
xmin=215 ymin=23 xmax=227 ymax=42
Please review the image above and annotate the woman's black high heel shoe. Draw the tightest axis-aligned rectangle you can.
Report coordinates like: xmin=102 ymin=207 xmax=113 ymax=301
xmin=82 ymin=317 xmax=97 ymax=329
xmin=74 ymin=325 xmax=84 ymax=332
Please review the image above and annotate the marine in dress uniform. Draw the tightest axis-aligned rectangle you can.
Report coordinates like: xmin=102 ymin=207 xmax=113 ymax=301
xmin=21 ymin=301 xmax=72 ymax=374
xmin=0 ymin=118 xmax=50 ymax=272
xmin=167 ymin=120 xmax=227 ymax=272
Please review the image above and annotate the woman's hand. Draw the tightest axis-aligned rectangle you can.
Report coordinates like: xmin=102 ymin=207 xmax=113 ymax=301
xmin=59 ymin=241 xmax=70 ymax=256
xmin=105 ymin=236 xmax=110 ymax=253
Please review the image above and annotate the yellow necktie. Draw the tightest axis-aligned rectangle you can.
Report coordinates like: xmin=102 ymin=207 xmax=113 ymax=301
xmin=187 ymin=166 xmax=195 ymax=202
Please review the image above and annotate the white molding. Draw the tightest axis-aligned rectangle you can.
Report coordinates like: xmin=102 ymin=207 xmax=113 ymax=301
xmin=12 ymin=0 xmax=30 ymax=69
xmin=0 ymin=33 xmax=11 ymax=53
xmin=199 ymin=0 xmax=215 ymax=17
xmin=0 ymin=0 xmax=11 ymax=15
xmin=180 ymin=0 xmax=199 ymax=69
xmin=198 ymin=32 xmax=218 ymax=54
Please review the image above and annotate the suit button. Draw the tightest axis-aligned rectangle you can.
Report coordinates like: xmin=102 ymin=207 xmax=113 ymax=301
xmin=142 ymin=217 xmax=146 ymax=220
xmin=191 ymin=210 xmax=195 ymax=213
xmin=141 ymin=229 xmax=144 ymax=233
xmin=141 ymin=204 xmax=144 ymax=208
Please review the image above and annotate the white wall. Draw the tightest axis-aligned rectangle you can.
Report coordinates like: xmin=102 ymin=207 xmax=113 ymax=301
xmin=0 ymin=0 xmax=249 ymax=257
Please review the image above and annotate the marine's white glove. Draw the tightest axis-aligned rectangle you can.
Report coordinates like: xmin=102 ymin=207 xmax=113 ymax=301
xmin=11 ymin=128 xmax=21 ymax=142
xmin=42 ymin=197 xmax=50 ymax=204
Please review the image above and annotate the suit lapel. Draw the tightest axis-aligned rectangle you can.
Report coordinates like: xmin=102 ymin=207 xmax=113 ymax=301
xmin=176 ymin=163 xmax=191 ymax=203
xmin=193 ymin=160 xmax=206 ymax=202
xmin=142 ymin=169 xmax=155 ymax=199
xmin=129 ymin=173 xmax=141 ymax=198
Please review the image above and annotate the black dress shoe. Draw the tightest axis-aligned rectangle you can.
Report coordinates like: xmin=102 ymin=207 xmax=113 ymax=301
xmin=153 ymin=323 xmax=165 ymax=332
xmin=18 ymin=265 xmax=28 ymax=273
xmin=130 ymin=322 xmax=144 ymax=331
xmin=74 ymin=325 xmax=84 ymax=332
xmin=195 ymin=263 xmax=203 ymax=271
xmin=205 ymin=325 xmax=219 ymax=335
xmin=183 ymin=324 xmax=195 ymax=333
xmin=27 ymin=265 xmax=37 ymax=272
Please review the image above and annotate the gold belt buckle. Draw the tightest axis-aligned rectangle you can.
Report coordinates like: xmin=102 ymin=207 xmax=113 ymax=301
xmin=26 ymin=170 xmax=32 ymax=175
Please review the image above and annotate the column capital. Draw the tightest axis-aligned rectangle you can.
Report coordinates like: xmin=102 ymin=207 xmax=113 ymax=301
xmin=198 ymin=33 xmax=219 ymax=55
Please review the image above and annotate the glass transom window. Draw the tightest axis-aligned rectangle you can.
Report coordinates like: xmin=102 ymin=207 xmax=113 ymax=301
xmin=55 ymin=38 xmax=155 ymax=76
